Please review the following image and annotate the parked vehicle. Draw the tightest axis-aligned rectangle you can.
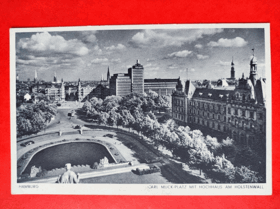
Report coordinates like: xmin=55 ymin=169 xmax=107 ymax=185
xmin=20 ymin=140 xmax=35 ymax=147
xmin=135 ymin=165 xmax=160 ymax=175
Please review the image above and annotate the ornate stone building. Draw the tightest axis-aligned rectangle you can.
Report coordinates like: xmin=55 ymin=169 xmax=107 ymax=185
xmin=172 ymin=53 xmax=266 ymax=146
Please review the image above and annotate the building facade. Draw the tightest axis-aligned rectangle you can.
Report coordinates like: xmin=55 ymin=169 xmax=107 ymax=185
xmin=110 ymin=60 xmax=182 ymax=97
xmin=110 ymin=73 xmax=132 ymax=97
xmin=110 ymin=60 xmax=142 ymax=97
xmin=172 ymin=54 xmax=266 ymax=146
xmin=144 ymin=78 xmax=182 ymax=96
xmin=129 ymin=60 xmax=144 ymax=95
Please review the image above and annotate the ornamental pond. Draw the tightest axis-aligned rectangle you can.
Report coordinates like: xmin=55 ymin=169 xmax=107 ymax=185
xmin=22 ymin=142 xmax=115 ymax=175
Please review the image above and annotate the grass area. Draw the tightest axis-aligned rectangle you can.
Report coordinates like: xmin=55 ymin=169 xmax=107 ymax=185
xmin=80 ymin=171 xmax=170 ymax=184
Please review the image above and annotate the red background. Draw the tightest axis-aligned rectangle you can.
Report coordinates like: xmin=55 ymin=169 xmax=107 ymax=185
xmin=0 ymin=0 xmax=279 ymax=208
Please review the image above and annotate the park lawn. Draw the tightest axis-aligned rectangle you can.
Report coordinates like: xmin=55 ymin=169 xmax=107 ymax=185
xmin=80 ymin=171 xmax=170 ymax=184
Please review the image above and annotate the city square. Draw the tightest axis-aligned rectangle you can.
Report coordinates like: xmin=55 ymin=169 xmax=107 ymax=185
xmin=14 ymin=25 xmax=268 ymax=187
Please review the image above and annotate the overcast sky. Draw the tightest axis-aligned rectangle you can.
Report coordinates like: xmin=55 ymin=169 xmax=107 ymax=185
xmin=15 ymin=27 xmax=265 ymax=82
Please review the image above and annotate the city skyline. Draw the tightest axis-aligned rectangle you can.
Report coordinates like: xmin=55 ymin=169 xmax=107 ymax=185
xmin=16 ymin=27 xmax=265 ymax=82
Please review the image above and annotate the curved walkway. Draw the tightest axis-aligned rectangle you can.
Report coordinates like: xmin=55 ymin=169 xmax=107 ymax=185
xmin=17 ymin=107 xmax=208 ymax=184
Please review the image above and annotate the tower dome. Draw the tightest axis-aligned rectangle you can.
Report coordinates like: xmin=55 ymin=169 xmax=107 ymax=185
xmin=250 ymin=56 xmax=257 ymax=65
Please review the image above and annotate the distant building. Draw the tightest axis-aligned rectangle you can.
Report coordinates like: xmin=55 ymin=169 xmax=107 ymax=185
xmin=144 ymin=78 xmax=182 ymax=96
xmin=172 ymin=52 xmax=266 ymax=146
xmin=28 ymin=67 xmax=112 ymax=102
xmin=86 ymin=84 xmax=110 ymax=100
xmin=231 ymin=57 xmax=235 ymax=79
xmin=110 ymin=73 xmax=132 ymax=97
xmin=45 ymin=83 xmax=64 ymax=101
xmin=110 ymin=60 xmax=180 ymax=97
xmin=110 ymin=60 xmax=143 ymax=97
xmin=129 ymin=60 xmax=144 ymax=95
xmin=217 ymin=79 xmax=229 ymax=87
xmin=227 ymin=57 xmax=237 ymax=84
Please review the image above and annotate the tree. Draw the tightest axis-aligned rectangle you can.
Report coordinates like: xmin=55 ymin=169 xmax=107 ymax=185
xmin=234 ymin=166 xmax=259 ymax=183
xmin=220 ymin=137 xmax=237 ymax=158
xmin=116 ymin=114 xmax=124 ymax=129
xmin=16 ymin=101 xmax=57 ymax=137
xmin=121 ymin=110 xmax=135 ymax=131
xmin=83 ymin=100 xmax=92 ymax=112
xmin=97 ymin=112 xmax=109 ymax=125
xmin=155 ymin=95 xmax=171 ymax=113
xmin=107 ymin=109 xmax=119 ymax=127
xmin=141 ymin=115 xmax=155 ymax=138
xmin=90 ymin=97 xmax=103 ymax=111
xmin=151 ymin=123 xmax=166 ymax=149
xmin=146 ymin=90 xmax=158 ymax=100
xmin=204 ymin=135 xmax=221 ymax=154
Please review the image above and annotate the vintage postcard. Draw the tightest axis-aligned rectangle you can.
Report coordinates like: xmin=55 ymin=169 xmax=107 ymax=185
xmin=10 ymin=23 xmax=271 ymax=195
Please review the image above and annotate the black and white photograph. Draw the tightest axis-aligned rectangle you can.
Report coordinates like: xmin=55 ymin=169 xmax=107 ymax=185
xmin=10 ymin=24 xmax=271 ymax=195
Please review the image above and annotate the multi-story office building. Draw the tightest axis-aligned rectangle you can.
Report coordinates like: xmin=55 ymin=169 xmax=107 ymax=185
xmin=144 ymin=78 xmax=182 ymax=96
xmin=110 ymin=60 xmax=182 ymax=97
xmin=172 ymin=53 xmax=266 ymax=146
xmin=129 ymin=60 xmax=144 ymax=95
xmin=110 ymin=73 xmax=132 ymax=97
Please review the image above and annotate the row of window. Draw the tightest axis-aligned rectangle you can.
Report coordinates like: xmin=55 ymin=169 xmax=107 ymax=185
xmin=174 ymin=106 xmax=184 ymax=113
xmin=189 ymin=109 xmax=227 ymax=122
xmin=228 ymin=107 xmax=262 ymax=119
xmin=189 ymin=117 xmax=227 ymax=132
xmin=190 ymin=105 xmax=261 ymax=120
xmin=233 ymin=93 xmax=251 ymax=102
xmin=189 ymin=115 xmax=263 ymax=133
xmin=174 ymin=113 xmax=184 ymax=121
xmin=190 ymin=101 xmax=226 ymax=113
xmin=174 ymin=99 xmax=184 ymax=106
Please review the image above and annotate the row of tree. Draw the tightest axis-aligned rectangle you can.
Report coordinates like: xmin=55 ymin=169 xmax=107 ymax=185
xmin=82 ymin=92 xmax=264 ymax=183
xmin=17 ymin=101 xmax=57 ymax=137
xmin=83 ymin=91 xmax=171 ymax=115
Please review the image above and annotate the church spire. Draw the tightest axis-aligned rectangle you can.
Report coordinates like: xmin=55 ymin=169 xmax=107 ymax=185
xmin=34 ymin=69 xmax=37 ymax=82
xmin=53 ymin=71 xmax=57 ymax=83
xmin=231 ymin=57 xmax=235 ymax=79
xmin=107 ymin=66 xmax=110 ymax=82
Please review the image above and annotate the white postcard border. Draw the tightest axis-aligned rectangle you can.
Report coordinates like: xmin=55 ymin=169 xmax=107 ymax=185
xmin=10 ymin=23 xmax=272 ymax=195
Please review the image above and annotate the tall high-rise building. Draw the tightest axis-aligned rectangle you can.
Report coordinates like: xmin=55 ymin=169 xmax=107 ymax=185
xmin=129 ymin=60 xmax=144 ymax=95
xmin=110 ymin=60 xmax=180 ymax=97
